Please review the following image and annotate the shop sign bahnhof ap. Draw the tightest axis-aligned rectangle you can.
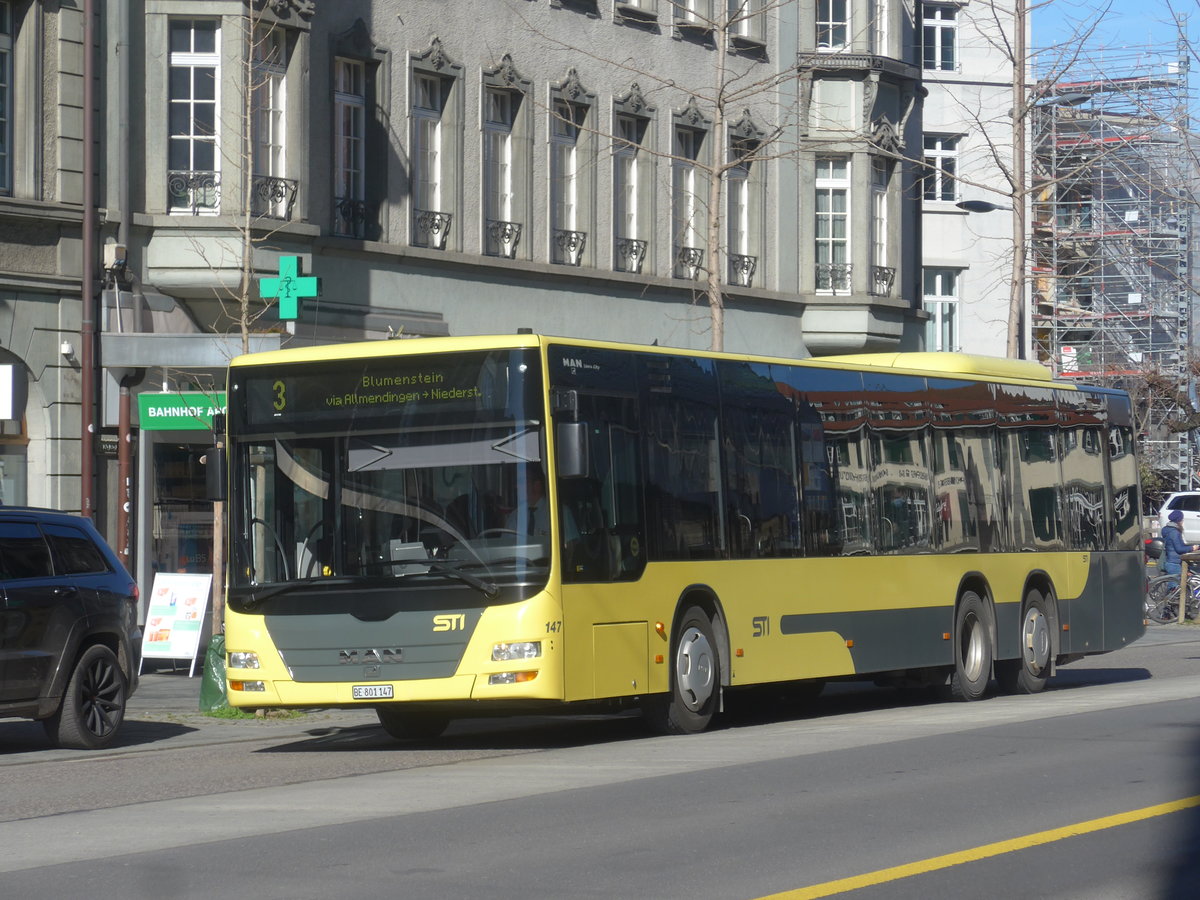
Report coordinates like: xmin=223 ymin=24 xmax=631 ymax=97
xmin=137 ymin=392 xmax=227 ymax=431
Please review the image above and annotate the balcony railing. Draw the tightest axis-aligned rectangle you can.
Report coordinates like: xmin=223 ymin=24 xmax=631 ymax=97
xmin=486 ymin=219 xmax=523 ymax=259
xmin=552 ymin=229 xmax=587 ymax=266
xmin=615 ymin=237 xmax=647 ymax=274
xmin=167 ymin=170 xmax=221 ymax=215
xmin=674 ymin=245 xmax=704 ymax=280
xmin=815 ymin=262 xmax=852 ymax=293
xmin=728 ymin=254 xmax=757 ymax=288
xmin=414 ymin=209 xmax=453 ymax=249
xmin=251 ymin=175 xmax=299 ymax=220
xmin=333 ymin=198 xmax=377 ymax=240
xmin=870 ymin=265 xmax=895 ymax=297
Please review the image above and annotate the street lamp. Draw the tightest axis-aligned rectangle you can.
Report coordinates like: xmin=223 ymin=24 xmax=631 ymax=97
xmin=956 ymin=200 xmax=1013 ymax=214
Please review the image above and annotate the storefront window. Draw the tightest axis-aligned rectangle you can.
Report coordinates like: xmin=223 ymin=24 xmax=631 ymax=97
xmin=0 ymin=417 xmax=28 ymax=505
xmin=152 ymin=443 xmax=212 ymax=574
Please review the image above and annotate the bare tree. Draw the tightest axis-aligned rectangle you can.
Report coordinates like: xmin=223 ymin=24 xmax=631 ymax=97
xmin=503 ymin=1 xmax=814 ymax=351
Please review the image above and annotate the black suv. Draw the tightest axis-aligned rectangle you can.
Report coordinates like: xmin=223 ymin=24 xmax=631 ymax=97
xmin=0 ymin=508 xmax=140 ymax=749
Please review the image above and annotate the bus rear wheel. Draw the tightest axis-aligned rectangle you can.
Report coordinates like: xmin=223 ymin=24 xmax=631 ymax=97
xmin=644 ymin=606 xmax=720 ymax=734
xmin=376 ymin=707 xmax=450 ymax=740
xmin=948 ymin=591 xmax=992 ymax=701
xmin=996 ymin=590 xmax=1052 ymax=694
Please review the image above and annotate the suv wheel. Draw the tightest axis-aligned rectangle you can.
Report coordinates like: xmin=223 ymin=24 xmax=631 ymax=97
xmin=44 ymin=645 xmax=128 ymax=750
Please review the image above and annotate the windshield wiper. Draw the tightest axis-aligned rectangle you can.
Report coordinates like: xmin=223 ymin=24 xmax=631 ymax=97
xmin=239 ymin=562 xmax=498 ymax=609
xmin=240 ymin=576 xmax=369 ymax=610
xmin=428 ymin=561 xmax=498 ymax=600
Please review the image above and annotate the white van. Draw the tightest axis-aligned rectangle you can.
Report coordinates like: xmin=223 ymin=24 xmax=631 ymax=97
xmin=1158 ymin=492 xmax=1200 ymax=543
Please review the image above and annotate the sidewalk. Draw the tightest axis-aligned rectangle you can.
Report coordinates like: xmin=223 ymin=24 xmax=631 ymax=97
xmin=128 ymin=665 xmax=378 ymax=735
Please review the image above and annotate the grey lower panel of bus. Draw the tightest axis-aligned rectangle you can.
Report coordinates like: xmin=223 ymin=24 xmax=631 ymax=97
xmin=779 ymin=606 xmax=955 ymax=674
xmin=1056 ymin=551 xmax=1145 ymax=657
xmin=779 ymin=552 xmax=1144 ymax=677
xmin=263 ymin=607 xmax=483 ymax=683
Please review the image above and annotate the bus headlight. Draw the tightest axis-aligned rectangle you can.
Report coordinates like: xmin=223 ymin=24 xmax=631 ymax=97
xmin=228 ymin=652 xmax=261 ymax=669
xmin=492 ymin=641 xmax=541 ymax=661
xmin=229 ymin=680 xmax=266 ymax=692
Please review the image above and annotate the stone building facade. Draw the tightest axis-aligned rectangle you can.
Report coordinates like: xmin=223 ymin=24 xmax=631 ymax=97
xmin=1 ymin=0 xmax=938 ymax=605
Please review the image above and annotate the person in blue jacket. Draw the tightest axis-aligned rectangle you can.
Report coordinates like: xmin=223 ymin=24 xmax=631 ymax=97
xmin=1161 ymin=509 xmax=1195 ymax=576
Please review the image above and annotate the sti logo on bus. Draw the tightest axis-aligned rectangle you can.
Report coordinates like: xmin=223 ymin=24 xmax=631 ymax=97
xmin=339 ymin=648 xmax=403 ymax=664
xmin=433 ymin=614 xmax=467 ymax=632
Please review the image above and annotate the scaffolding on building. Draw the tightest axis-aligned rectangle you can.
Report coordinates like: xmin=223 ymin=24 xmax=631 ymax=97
xmin=1031 ymin=42 xmax=1197 ymax=495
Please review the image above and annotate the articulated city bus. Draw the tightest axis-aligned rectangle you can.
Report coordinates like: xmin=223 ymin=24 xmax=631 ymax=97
xmin=220 ymin=334 xmax=1145 ymax=736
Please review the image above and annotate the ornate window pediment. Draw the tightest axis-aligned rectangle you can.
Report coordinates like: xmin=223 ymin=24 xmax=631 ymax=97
xmin=249 ymin=0 xmax=316 ymax=26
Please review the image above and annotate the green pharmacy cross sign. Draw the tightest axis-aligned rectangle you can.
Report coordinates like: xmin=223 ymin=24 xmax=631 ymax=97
xmin=259 ymin=255 xmax=320 ymax=320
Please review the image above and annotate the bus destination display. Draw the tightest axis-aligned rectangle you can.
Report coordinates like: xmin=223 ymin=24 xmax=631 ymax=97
xmin=235 ymin=350 xmax=540 ymax=430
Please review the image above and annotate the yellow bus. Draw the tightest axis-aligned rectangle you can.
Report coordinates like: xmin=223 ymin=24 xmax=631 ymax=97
xmin=220 ymin=334 xmax=1145 ymax=736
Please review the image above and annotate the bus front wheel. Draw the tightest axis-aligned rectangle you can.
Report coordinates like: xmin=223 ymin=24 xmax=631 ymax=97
xmin=948 ymin=591 xmax=992 ymax=702
xmin=377 ymin=707 xmax=450 ymax=740
xmin=644 ymin=606 xmax=721 ymax=735
xmin=996 ymin=590 xmax=1052 ymax=694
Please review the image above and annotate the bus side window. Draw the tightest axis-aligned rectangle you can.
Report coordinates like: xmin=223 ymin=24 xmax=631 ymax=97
xmin=559 ymin=396 xmax=645 ymax=583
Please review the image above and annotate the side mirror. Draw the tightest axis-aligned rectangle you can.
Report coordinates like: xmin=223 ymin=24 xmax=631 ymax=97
xmin=556 ymin=422 xmax=589 ymax=479
xmin=204 ymin=446 xmax=227 ymax=502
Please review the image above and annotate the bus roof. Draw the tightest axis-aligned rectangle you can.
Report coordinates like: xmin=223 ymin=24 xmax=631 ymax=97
xmin=230 ymin=335 xmax=1056 ymax=386
xmin=816 ymin=352 xmax=1054 ymax=383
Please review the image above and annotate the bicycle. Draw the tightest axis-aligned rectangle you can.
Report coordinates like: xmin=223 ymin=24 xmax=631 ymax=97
xmin=1146 ymin=573 xmax=1200 ymax=624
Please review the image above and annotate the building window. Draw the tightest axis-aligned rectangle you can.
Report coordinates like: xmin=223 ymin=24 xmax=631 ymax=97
xmin=168 ymin=19 xmax=220 ymax=213
xmin=924 ymin=268 xmax=960 ymax=351
xmin=672 ymin=125 xmax=706 ymax=279
xmin=251 ymin=25 xmax=291 ymax=219
xmin=614 ymin=116 xmax=644 ymax=269
xmin=0 ymin=0 xmax=11 ymax=195
xmin=412 ymin=72 xmax=451 ymax=248
xmin=333 ymin=59 xmax=365 ymax=237
xmin=922 ymin=5 xmax=957 ymax=71
xmin=726 ymin=127 xmax=761 ymax=288
xmin=922 ymin=135 xmax=958 ymax=202
xmin=727 ymin=0 xmax=763 ymax=42
xmin=613 ymin=86 xmax=653 ymax=275
xmin=871 ymin=158 xmax=893 ymax=295
xmin=815 ymin=156 xmax=850 ymax=292
xmin=484 ymin=87 xmax=520 ymax=257
xmin=675 ymin=0 xmax=711 ymax=25
xmin=550 ymin=99 xmax=587 ymax=265
xmin=873 ymin=0 xmax=888 ymax=54
xmin=617 ymin=0 xmax=659 ymax=20
xmin=816 ymin=0 xmax=849 ymax=49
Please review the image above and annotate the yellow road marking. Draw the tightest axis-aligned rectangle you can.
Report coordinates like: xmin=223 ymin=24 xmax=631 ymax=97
xmin=756 ymin=795 xmax=1200 ymax=900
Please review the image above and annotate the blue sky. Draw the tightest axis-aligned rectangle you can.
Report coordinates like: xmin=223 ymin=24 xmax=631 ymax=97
xmin=1033 ymin=0 xmax=1191 ymax=52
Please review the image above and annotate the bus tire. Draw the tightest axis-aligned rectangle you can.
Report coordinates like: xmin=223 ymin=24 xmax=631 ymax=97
xmin=376 ymin=708 xmax=450 ymax=740
xmin=948 ymin=591 xmax=992 ymax=702
xmin=996 ymin=590 xmax=1052 ymax=694
xmin=644 ymin=606 xmax=720 ymax=734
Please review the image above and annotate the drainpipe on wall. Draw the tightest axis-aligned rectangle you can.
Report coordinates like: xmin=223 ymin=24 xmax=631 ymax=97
xmin=115 ymin=0 xmax=134 ymax=564
xmin=80 ymin=0 xmax=96 ymax=516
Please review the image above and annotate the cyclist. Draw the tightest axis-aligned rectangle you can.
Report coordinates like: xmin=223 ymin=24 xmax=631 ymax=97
xmin=1160 ymin=509 xmax=1195 ymax=576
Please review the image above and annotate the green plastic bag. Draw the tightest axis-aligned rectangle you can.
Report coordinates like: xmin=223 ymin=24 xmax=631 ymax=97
xmin=199 ymin=634 xmax=230 ymax=712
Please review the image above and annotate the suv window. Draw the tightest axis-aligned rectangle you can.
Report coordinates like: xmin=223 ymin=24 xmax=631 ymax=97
xmin=1172 ymin=495 xmax=1200 ymax=513
xmin=44 ymin=523 xmax=110 ymax=575
xmin=0 ymin=521 xmax=54 ymax=579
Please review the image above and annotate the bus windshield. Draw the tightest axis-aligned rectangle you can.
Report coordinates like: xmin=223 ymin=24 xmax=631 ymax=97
xmin=227 ymin=348 xmax=548 ymax=594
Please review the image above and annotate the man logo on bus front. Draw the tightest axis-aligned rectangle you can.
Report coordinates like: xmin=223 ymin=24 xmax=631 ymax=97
xmin=338 ymin=648 xmax=403 ymax=664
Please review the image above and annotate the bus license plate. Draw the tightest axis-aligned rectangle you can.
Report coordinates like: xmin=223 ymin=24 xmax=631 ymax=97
xmin=352 ymin=684 xmax=394 ymax=700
